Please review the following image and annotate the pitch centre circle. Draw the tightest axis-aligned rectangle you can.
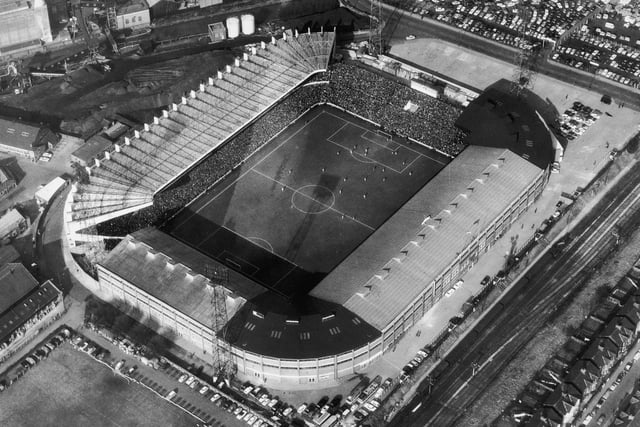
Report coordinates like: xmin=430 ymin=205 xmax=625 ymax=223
xmin=291 ymin=185 xmax=335 ymax=214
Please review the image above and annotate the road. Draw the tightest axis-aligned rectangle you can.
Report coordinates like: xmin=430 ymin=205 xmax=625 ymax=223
xmin=348 ymin=0 xmax=640 ymax=110
xmin=388 ymin=161 xmax=640 ymax=427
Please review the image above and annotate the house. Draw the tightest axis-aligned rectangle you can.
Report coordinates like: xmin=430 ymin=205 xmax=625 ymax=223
xmin=538 ymin=385 xmax=581 ymax=427
xmin=0 ymin=117 xmax=58 ymax=161
xmin=600 ymin=316 xmax=636 ymax=355
xmin=582 ymin=337 xmax=618 ymax=377
xmin=0 ymin=166 xmax=16 ymax=198
xmin=565 ymin=360 xmax=600 ymax=401
xmin=617 ymin=295 xmax=640 ymax=331
xmin=115 ymin=0 xmax=150 ymax=30
xmin=0 ymin=209 xmax=28 ymax=243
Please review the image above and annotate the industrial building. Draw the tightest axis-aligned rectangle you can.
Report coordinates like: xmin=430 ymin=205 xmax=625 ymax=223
xmin=0 ymin=117 xmax=58 ymax=161
xmin=70 ymin=32 xmax=555 ymax=388
xmin=0 ymin=264 xmax=64 ymax=362
xmin=115 ymin=0 xmax=150 ymax=30
xmin=0 ymin=0 xmax=52 ymax=56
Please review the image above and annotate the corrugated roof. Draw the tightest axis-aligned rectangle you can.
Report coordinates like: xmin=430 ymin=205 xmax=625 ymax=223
xmin=0 ymin=263 xmax=38 ymax=314
xmin=100 ymin=229 xmax=266 ymax=327
xmin=312 ymin=146 xmax=542 ymax=331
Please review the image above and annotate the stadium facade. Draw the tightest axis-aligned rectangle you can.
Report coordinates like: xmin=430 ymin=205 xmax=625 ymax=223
xmin=67 ymin=31 xmax=555 ymax=388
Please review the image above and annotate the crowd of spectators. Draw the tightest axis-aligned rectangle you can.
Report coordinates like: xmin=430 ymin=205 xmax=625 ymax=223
xmin=96 ymin=62 xmax=466 ymax=237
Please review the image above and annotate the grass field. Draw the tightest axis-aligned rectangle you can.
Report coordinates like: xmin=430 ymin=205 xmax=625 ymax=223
xmin=166 ymin=104 xmax=449 ymax=297
xmin=0 ymin=344 xmax=196 ymax=427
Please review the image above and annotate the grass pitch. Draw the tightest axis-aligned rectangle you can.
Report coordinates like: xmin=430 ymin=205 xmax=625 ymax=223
xmin=0 ymin=344 xmax=195 ymax=427
xmin=166 ymin=104 xmax=449 ymax=296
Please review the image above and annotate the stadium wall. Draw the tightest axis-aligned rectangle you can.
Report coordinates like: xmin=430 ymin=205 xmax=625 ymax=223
xmin=96 ymin=263 xmax=384 ymax=387
xmin=96 ymin=265 xmax=218 ymax=356
xmin=379 ymin=167 xmax=549 ymax=350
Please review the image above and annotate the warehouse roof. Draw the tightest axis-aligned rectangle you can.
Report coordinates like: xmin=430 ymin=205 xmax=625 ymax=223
xmin=0 ymin=117 xmax=49 ymax=151
xmin=311 ymin=146 xmax=543 ymax=331
xmin=0 ymin=263 xmax=38 ymax=314
xmin=100 ymin=229 xmax=266 ymax=327
xmin=222 ymin=293 xmax=380 ymax=359
xmin=71 ymin=135 xmax=112 ymax=165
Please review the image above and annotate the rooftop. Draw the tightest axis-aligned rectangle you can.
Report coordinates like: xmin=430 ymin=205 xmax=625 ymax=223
xmin=223 ymin=293 xmax=380 ymax=359
xmin=71 ymin=135 xmax=113 ymax=164
xmin=0 ymin=263 xmax=38 ymax=314
xmin=311 ymin=146 xmax=542 ymax=331
xmin=100 ymin=229 xmax=266 ymax=327
xmin=116 ymin=0 xmax=148 ymax=15
xmin=0 ymin=208 xmax=25 ymax=238
xmin=0 ymin=280 xmax=61 ymax=344
xmin=456 ymin=87 xmax=556 ymax=170
xmin=0 ymin=117 xmax=44 ymax=151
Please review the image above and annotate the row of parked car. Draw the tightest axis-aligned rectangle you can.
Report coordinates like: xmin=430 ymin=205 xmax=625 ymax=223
xmin=558 ymin=101 xmax=601 ymax=140
xmin=174 ymin=373 xmax=274 ymax=427
xmin=0 ymin=327 xmax=72 ymax=392
xmin=394 ymin=0 xmax=598 ymax=50
xmin=400 ymin=348 xmax=430 ymax=383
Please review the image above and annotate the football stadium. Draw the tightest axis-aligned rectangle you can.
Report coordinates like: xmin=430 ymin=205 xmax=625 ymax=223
xmin=64 ymin=30 xmax=555 ymax=388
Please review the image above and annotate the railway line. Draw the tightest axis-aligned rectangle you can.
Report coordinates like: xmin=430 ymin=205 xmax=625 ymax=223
xmin=389 ymin=162 xmax=640 ymax=426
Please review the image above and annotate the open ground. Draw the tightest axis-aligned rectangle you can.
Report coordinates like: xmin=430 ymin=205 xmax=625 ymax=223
xmin=166 ymin=104 xmax=449 ymax=296
xmin=0 ymin=343 xmax=196 ymax=427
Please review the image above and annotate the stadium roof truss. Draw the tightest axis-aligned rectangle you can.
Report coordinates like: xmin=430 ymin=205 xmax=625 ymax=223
xmin=65 ymin=31 xmax=335 ymax=242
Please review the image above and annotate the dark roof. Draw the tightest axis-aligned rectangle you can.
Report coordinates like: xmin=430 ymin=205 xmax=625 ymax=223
xmin=565 ymin=360 xmax=599 ymax=395
xmin=456 ymin=87 xmax=556 ymax=170
xmin=0 ymin=263 xmax=38 ymax=314
xmin=117 ymin=0 xmax=148 ymax=15
xmin=617 ymin=295 xmax=640 ymax=325
xmin=0 ymin=117 xmax=46 ymax=151
xmin=0 ymin=245 xmax=20 ymax=266
xmin=71 ymin=135 xmax=112 ymax=164
xmin=222 ymin=293 xmax=381 ymax=359
xmin=0 ymin=280 xmax=61 ymax=344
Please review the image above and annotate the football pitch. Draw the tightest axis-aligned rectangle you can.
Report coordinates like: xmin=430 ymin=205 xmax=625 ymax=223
xmin=0 ymin=344 xmax=195 ymax=427
xmin=166 ymin=105 xmax=450 ymax=296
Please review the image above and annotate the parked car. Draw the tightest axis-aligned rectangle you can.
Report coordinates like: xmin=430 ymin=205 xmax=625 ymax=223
xmin=178 ymin=374 xmax=188 ymax=383
xmin=166 ymin=389 xmax=177 ymax=399
xmin=199 ymin=385 xmax=209 ymax=395
xmin=210 ymin=393 xmax=221 ymax=403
